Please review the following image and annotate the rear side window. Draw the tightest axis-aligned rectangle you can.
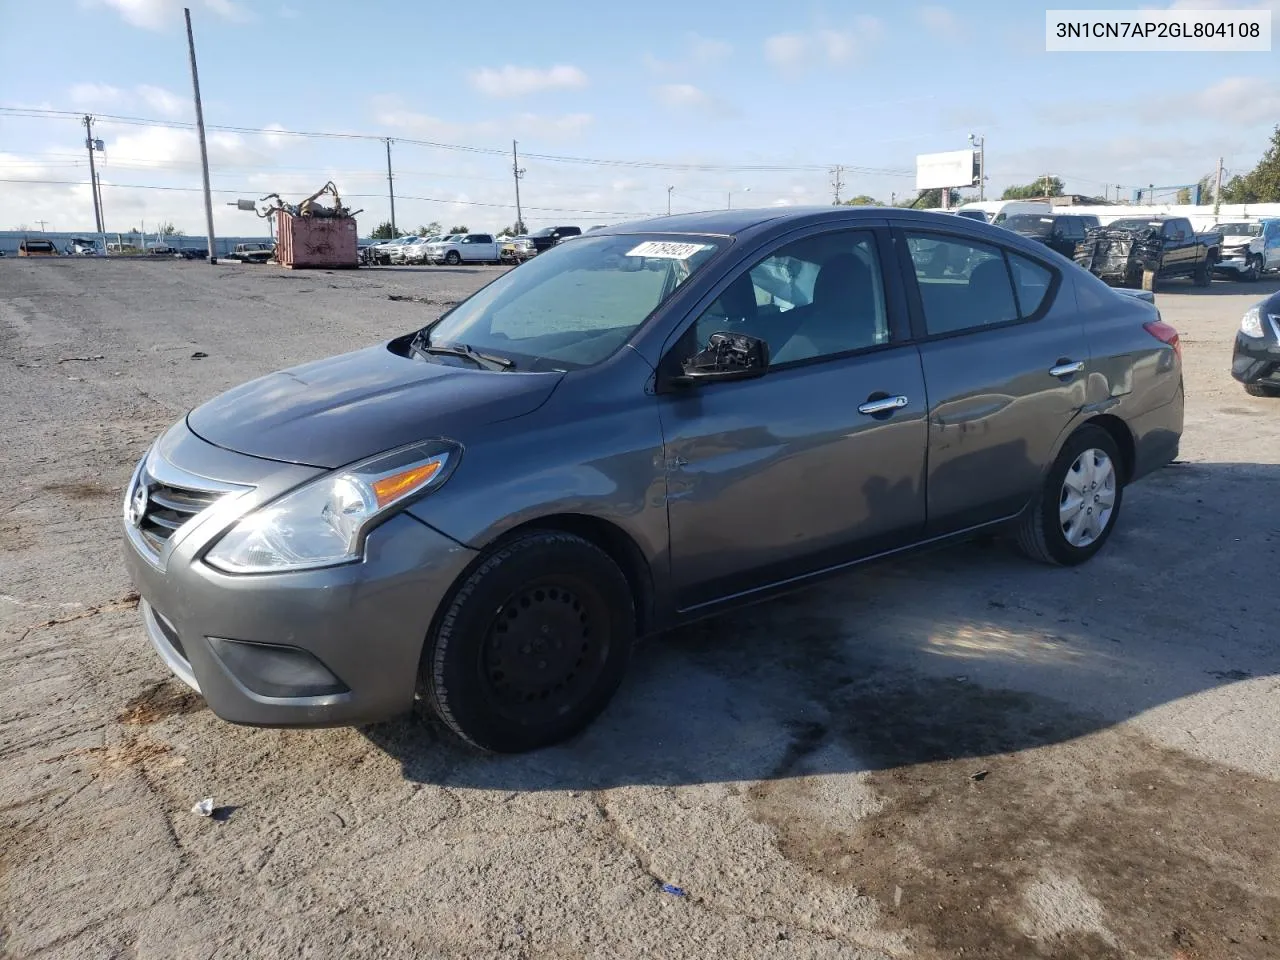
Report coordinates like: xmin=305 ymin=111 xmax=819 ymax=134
xmin=1008 ymin=253 xmax=1054 ymax=315
xmin=904 ymin=234 xmax=1019 ymax=335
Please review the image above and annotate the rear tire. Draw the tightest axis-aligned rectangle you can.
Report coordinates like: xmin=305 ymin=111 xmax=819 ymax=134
xmin=1016 ymin=425 xmax=1124 ymax=566
xmin=422 ymin=532 xmax=635 ymax=753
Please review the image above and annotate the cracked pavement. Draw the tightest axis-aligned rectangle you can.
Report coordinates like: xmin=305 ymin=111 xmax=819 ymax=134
xmin=2 ymin=260 xmax=1278 ymax=959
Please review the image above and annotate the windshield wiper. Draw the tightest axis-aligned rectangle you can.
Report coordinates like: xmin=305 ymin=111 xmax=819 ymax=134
xmin=411 ymin=333 xmax=513 ymax=371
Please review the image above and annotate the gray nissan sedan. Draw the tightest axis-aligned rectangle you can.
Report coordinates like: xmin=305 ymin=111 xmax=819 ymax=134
xmin=122 ymin=207 xmax=1184 ymax=752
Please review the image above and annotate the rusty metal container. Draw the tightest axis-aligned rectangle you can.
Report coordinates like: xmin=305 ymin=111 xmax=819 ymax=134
xmin=275 ymin=210 xmax=358 ymax=268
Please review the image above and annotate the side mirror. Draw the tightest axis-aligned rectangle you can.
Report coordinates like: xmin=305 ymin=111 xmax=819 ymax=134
xmin=670 ymin=332 xmax=769 ymax=387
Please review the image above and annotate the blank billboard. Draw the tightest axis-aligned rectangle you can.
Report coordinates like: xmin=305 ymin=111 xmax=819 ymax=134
xmin=916 ymin=150 xmax=978 ymax=190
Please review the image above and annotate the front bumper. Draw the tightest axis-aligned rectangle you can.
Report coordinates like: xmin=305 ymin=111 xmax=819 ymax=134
xmin=1232 ymin=327 xmax=1280 ymax=387
xmin=1213 ymin=252 xmax=1254 ymax=275
xmin=121 ymin=422 xmax=477 ymax=727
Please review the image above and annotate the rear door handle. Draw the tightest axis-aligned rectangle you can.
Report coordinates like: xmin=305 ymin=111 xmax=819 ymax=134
xmin=1049 ymin=360 xmax=1084 ymax=378
xmin=858 ymin=395 xmax=909 ymax=416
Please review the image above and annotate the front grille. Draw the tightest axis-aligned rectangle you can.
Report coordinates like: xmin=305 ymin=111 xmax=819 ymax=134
xmin=137 ymin=474 xmax=223 ymax=555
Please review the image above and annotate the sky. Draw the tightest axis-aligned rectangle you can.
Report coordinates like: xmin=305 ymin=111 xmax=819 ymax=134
xmin=0 ymin=0 xmax=1278 ymax=237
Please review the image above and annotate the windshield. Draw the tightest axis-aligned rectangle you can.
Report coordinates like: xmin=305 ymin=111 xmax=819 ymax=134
xmin=424 ymin=233 xmax=725 ymax=370
xmin=956 ymin=210 xmax=988 ymax=222
xmin=1216 ymin=222 xmax=1261 ymax=237
xmin=1003 ymin=215 xmax=1056 ymax=236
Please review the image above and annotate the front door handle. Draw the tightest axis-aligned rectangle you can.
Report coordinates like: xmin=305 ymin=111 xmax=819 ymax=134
xmin=858 ymin=395 xmax=909 ymax=416
xmin=1049 ymin=360 xmax=1084 ymax=378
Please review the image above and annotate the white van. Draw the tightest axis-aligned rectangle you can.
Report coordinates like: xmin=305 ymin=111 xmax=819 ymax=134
xmin=955 ymin=200 xmax=1052 ymax=225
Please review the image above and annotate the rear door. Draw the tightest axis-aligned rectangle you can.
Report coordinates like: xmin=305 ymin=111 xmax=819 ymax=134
xmin=657 ymin=224 xmax=928 ymax=610
xmin=895 ymin=227 xmax=1090 ymax=535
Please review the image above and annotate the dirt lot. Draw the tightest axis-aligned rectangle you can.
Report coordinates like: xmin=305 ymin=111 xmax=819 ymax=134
xmin=2 ymin=258 xmax=1279 ymax=960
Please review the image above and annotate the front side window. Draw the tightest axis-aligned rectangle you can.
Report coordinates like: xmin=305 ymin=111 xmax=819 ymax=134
xmin=904 ymin=234 xmax=1019 ymax=335
xmin=426 ymin=234 xmax=724 ymax=369
xmin=690 ymin=230 xmax=890 ymax=365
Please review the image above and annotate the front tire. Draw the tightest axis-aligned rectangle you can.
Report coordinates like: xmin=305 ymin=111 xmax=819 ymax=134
xmin=1193 ymin=261 xmax=1211 ymax=286
xmin=1245 ymin=382 xmax=1280 ymax=398
xmin=445 ymin=251 xmax=461 ymax=266
xmin=1016 ymin=425 xmax=1124 ymax=566
xmin=421 ymin=532 xmax=635 ymax=753
xmin=1245 ymin=256 xmax=1261 ymax=282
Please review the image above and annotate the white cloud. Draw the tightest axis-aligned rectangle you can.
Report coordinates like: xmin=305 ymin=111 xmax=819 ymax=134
xmin=764 ymin=34 xmax=808 ymax=68
xmin=653 ymin=83 xmax=736 ymax=119
xmin=917 ymin=5 xmax=961 ymax=36
xmin=645 ymin=33 xmax=733 ymax=73
xmin=69 ymin=83 xmax=126 ymax=108
xmin=656 ymin=83 xmax=711 ymax=108
xmin=85 ymin=0 xmax=248 ymax=29
xmin=468 ymin=64 xmax=588 ymax=99
xmin=137 ymin=85 xmax=187 ymax=118
xmin=764 ymin=17 xmax=883 ymax=71
xmin=373 ymin=96 xmax=591 ymax=142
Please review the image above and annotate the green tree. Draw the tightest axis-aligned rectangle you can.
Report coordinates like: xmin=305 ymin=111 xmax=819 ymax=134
xmin=1001 ymin=176 xmax=1064 ymax=200
xmin=905 ymin=188 xmax=962 ymax=208
xmin=370 ymin=221 xmax=399 ymax=239
xmin=839 ymin=195 xmax=884 ymax=207
xmin=415 ymin=221 xmax=442 ymax=237
xmin=448 ymin=224 xmax=469 ymax=234
xmin=1175 ymin=188 xmax=1192 ymax=204
xmin=157 ymin=221 xmax=184 ymax=237
xmin=496 ymin=221 xmax=528 ymax=236
xmin=1219 ymin=125 xmax=1280 ymax=203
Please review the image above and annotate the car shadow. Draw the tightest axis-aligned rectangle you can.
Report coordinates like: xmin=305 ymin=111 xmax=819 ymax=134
xmin=363 ymin=461 xmax=1280 ymax=790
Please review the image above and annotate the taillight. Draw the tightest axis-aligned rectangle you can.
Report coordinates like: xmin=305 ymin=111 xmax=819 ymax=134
xmin=1144 ymin=319 xmax=1181 ymax=360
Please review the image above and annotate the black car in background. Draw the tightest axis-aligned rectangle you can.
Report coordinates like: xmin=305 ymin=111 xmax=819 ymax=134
xmin=527 ymin=225 xmax=582 ymax=254
xmin=1002 ymin=213 xmax=1098 ymax=259
xmin=1233 ymin=290 xmax=1280 ymax=397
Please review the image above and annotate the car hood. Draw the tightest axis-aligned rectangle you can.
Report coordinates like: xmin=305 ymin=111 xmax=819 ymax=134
xmin=186 ymin=341 xmax=563 ymax=468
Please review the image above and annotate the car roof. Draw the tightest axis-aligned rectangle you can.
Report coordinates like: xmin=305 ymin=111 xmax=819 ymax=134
xmin=589 ymin=205 xmax=1026 ymax=240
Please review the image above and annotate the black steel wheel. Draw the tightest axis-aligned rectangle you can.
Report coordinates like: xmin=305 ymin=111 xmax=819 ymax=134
xmin=421 ymin=531 xmax=635 ymax=752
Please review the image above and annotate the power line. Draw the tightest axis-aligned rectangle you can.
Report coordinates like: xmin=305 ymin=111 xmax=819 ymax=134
xmin=0 ymin=177 xmax=657 ymax=217
xmin=0 ymin=105 xmax=916 ymax=177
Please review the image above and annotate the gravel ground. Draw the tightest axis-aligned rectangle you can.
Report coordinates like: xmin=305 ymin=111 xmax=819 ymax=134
xmin=2 ymin=258 xmax=1278 ymax=960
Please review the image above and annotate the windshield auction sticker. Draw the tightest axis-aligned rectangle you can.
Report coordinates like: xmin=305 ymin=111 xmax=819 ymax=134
xmin=625 ymin=241 xmax=712 ymax=259
xmin=1046 ymin=9 xmax=1271 ymax=51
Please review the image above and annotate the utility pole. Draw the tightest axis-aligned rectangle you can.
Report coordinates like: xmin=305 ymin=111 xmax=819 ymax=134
xmin=83 ymin=115 xmax=104 ymax=234
xmin=969 ymin=133 xmax=985 ymax=201
xmin=184 ymin=8 xmax=218 ymax=264
xmin=830 ymin=165 xmax=845 ymax=205
xmin=385 ymin=138 xmax=397 ymax=236
xmin=667 ymin=185 xmax=673 ymax=215
xmin=512 ymin=140 xmax=526 ymax=233
xmin=35 ymin=220 xmax=49 ymax=232
xmin=1213 ymin=157 xmax=1224 ymax=217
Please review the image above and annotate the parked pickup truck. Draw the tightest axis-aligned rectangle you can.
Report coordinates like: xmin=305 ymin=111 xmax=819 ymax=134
xmin=427 ymin=233 xmax=503 ymax=265
xmin=224 ymin=242 xmax=275 ymax=264
xmin=1075 ymin=216 xmax=1220 ymax=292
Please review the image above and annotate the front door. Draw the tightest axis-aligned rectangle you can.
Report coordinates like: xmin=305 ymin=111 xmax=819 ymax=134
xmin=657 ymin=226 xmax=928 ymax=611
xmin=895 ymin=228 xmax=1091 ymax=535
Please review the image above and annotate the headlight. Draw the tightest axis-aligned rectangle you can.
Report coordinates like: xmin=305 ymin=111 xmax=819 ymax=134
xmin=1241 ymin=305 xmax=1264 ymax=338
xmin=204 ymin=440 xmax=460 ymax=574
